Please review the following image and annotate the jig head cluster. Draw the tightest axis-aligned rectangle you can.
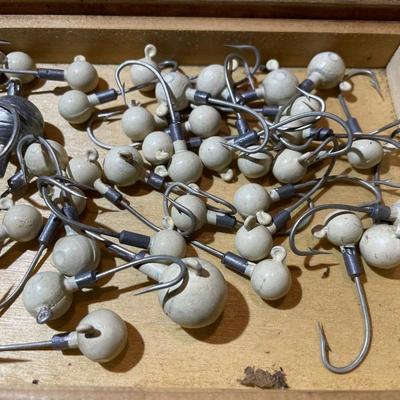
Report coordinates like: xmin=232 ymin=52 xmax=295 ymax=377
xmin=1 ymin=42 xmax=399 ymax=375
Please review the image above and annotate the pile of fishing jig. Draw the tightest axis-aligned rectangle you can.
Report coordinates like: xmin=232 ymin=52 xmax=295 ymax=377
xmin=0 ymin=41 xmax=399 ymax=374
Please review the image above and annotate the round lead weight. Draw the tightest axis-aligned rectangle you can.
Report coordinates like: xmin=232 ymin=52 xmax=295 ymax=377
xmin=347 ymin=139 xmax=384 ymax=170
xmin=0 ymin=203 xmax=43 ymax=243
xmin=235 ymin=221 xmax=273 ymax=261
xmin=167 ymin=150 xmax=203 ymax=184
xmin=103 ymin=146 xmax=145 ymax=187
xmin=51 ymin=232 xmax=101 ymax=276
xmin=313 ymin=211 xmax=364 ymax=247
xmin=75 ymin=309 xmax=128 ymax=363
xmin=261 ymin=69 xmax=299 ymax=106
xmin=22 ymin=271 xmax=73 ymax=322
xmin=237 ymin=146 xmax=273 ymax=179
xmin=196 ymin=64 xmax=226 ymax=98
xmin=307 ymin=51 xmax=345 ymax=89
xmin=170 ymin=194 xmax=207 ymax=232
xmin=24 ymin=140 xmax=69 ymax=177
xmin=142 ymin=131 xmax=174 ymax=165
xmin=158 ymin=257 xmax=227 ymax=328
xmin=5 ymin=51 xmax=35 ymax=83
xmin=156 ymin=71 xmax=190 ymax=115
xmin=130 ymin=44 xmax=158 ymax=90
xmin=250 ymin=246 xmax=291 ymax=300
xmin=289 ymin=96 xmax=321 ymax=125
xmin=58 ymin=90 xmax=93 ymax=124
xmin=149 ymin=229 xmax=187 ymax=259
xmin=64 ymin=55 xmax=99 ymax=93
xmin=233 ymin=183 xmax=272 ymax=218
xmin=199 ymin=136 xmax=232 ymax=175
xmin=67 ymin=149 xmax=103 ymax=187
xmin=186 ymin=105 xmax=222 ymax=138
xmin=121 ymin=106 xmax=155 ymax=141
xmin=272 ymin=149 xmax=308 ymax=184
xmin=360 ymin=224 xmax=400 ymax=269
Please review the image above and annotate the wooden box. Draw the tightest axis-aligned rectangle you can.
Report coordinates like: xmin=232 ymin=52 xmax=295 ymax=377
xmin=1 ymin=11 xmax=400 ymax=399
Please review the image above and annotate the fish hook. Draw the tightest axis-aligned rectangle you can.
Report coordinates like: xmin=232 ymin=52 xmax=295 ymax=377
xmin=318 ymin=245 xmax=371 ymax=374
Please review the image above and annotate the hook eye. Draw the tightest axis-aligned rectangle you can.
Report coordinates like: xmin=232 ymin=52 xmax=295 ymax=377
xmin=36 ymin=306 xmax=53 ymax=324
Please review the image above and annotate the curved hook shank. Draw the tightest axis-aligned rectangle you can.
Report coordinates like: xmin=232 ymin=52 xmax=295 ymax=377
xmin=115 ymin=60 xmax=178 ymax=123
xmin=318 ymin=276 xmax=371 ymax=374
xmin=95 ymin=254 xmax=188 ymax=295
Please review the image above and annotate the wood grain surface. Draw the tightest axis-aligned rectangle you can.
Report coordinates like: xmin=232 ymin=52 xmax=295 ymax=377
xmin=0 ymin=62 xmax=398 ymax=397
xmin=1 ymin=16 xmax=400 ymax=67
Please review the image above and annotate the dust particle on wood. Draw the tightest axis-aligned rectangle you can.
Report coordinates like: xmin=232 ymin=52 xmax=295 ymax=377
xmin=238 ymin=366 xmax=289 ymax=389
xmin=32 ymin=379 xmax=39 ymax=385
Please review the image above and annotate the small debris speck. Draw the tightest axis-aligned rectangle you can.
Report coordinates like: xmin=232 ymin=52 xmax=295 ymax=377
xmin=238 ymin=366 xmax=289 ymax=389
xmin=322 ymin=267 xmax=330 ymax=279
xmin=32 ymin=379 xmax=39 ymax=385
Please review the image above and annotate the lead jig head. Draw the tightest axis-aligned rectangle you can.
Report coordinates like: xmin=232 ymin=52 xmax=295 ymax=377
xmin=142 ymin=130 xmax=174 ymax=166
xmin=290 ymin=206 xmax=371 ymax=374
xmin=359 ymin=221 xmax=400 ymax=270
xmin=237 ymin=67 xmax=298 ymax=106
xmin=337 ymin=94 xmax=384 ymax=170
xmin=102 ymin=145 xmax=145 ymax=187
xmin=51 ymin=227 xmax=101 ymax=276
xmin=129 ymin=44 xmax=178 ymax=91
xmin=164 ymin=182 xmax=238 ymax=234
xmin=299 ymin=51 xmax=346 ymax=92
xmin=22 ymin=255 xmax=193 ymax=327
xmin=198 ymin=136 xmax=234 ymax=181
xmin=121 ymin=104 xmax=165 ymax=142
xmin=237 ymin=145 xmax=273 ymax=179
xmin=259 ymin=68 xmax=299 ymax=106
xmin=235 ymin=215 xmax=273 ymax=261
xmin=155 ymin=70 xmax=191 ymax=116
xmin=23 ymin=138 xmax=69 ymax=177
xmin=67 ymin=148 xmax=103 ymax=187
xmin=195 ymin=64 xmax=227 ymax=98
xmin=129 ymin=44 xmax=158 ymax=91
xmin=312 ymin=211 xmax=364 ymax=248
xmin=0 ymin=309 xmax=128 ymax=363
xmin=0 ymin=52 xmax=99 ymax=92
xmin=0 ymin=199 xmax=43 ymax=244
xmin=272 ymin=149 xmax=309 ymax=184
xmin=157 ymin=257 xmax=227 ymax=328
xmin=246 ymin=246 xmax=291 ymax=300
xmin=185 ymin=105 xmax=222 ymax=138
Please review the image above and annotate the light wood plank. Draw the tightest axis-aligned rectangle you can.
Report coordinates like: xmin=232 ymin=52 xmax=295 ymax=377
xmin=0 ymin=16 xmax=400 ymax=66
